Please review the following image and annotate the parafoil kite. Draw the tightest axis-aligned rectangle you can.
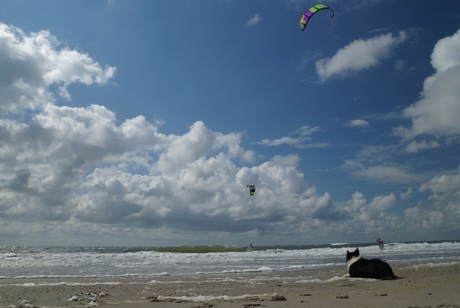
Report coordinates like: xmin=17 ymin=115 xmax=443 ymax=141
xmin=300 ymin=4 xmax=334 ymax=31
xmin=246 ymin=185 xmax=256 ymax=196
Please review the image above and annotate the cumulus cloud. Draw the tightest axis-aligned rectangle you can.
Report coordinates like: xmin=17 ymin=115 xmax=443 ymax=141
xmin=419 ymin=166 xmax=460 ymax=193
xmin=404 ymin=174 xmax=460 ymax=235
xmin=316 ymin=31 xmax=407 ymax=81
xmin=404 ymin=174 xmax=460 ymax=232
xmin=247 ymin=13 xmax=261 ymax=26
xmin=359 ymin=193 xmax=396 ymax=221
xmin=1 ymin=21 xmax=456 ymax=245
xmin=395 ymin=29 xmax=460 ymax=139
xmin=0 ymin=23 xmax=115 ymax=113
xmin=0 ymin=22 xmax=351 ymax=244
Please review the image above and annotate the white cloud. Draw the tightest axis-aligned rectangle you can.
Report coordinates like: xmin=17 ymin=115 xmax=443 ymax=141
xmin=347 ymin=191 xmax=366 ymax=211
xmin=400 ymin=187 xmax=412 ymax=200
xmin=1 ymin=104 xmax=339 ymax=237
xmin=404 ymin=168 xmax=460 ymax=235
xmin=296 ymin=125 xmax=319 ymax=136
xmin=341 ymin=145 xmax=420 ymax=184
xmin=404 ymin=195 xmax=460 ymax=232
xmin=315 ymin=31 xmax=407 ymax=81
xmin=1 ymin=20 xmax=353 ymax=245
xmin=395 ymin=28 xmax=460 ymax=139
xmin=346 ymin=119 xmax=370 ymax=128
xmin=404 ymin=140 xmax=440 ymax=153
xmin=258 ymin=136 xmax=310 ymax=147
xmin=419 ymin=166 xmax=460 ymax=193
xmin=247 ymin=13 xmax=261 ymax=26
xmin=0 ymin=23 xmax=115 ymax=113
xmin=351 ymin=165 xmax=418 ymax=184
xmin=334 ymin=187 xmax=455 ymax=242
xmin=153 ymin=121 xmax=215 ymax=174
xmin=258 ymin=125 xmax=330 ymax=148
xmin=359 ymin=193 xmax=396 ymax=220
xmin=0 ymin=21 xmax=457 ymax=246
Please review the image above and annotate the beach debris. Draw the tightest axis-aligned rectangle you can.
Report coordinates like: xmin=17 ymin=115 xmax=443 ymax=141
xmin=68 ymin=291 xmax=111 ymax=303
xmin=68 ymin=295 xmax=83 ymax=301
xmin=192 ymin=304 xmax=213 ymax=308
xmin=147 ymin=296 xmax=183 ymax=303
xmin=147 ymin=296 xmax=162 ymax=302
xmin=271 ymin=295 xmax=287 ymax=301
xmin=336 ymin=294 xmax=349 ymax=299
xmin=16 ymin=300 xmax=40 ymax=308
xmin=148 ymin=294 xmax=285 ymax=304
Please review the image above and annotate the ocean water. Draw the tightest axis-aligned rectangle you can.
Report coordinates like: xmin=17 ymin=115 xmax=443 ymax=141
xmin=0 ymin=241 xmax=459 ymax=279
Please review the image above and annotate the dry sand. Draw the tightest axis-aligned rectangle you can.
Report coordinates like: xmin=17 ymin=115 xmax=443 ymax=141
xmin=0 ymin=262 xmax=459 ymax=308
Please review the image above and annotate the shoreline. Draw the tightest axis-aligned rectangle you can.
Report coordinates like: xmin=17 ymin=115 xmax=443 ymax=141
xmin=0 ymin=262 xmax=459 ymax=307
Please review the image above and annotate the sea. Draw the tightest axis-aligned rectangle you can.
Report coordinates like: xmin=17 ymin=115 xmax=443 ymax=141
xmin=1 ymin=241 xmax=459 ymax=279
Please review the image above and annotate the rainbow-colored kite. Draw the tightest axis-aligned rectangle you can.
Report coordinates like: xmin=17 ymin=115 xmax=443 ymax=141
xmin=300 ymin=4 xmax=334 ymax=31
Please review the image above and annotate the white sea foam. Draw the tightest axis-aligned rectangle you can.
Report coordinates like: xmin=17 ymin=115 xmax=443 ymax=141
xmin=283 ymin=265 xmax=304 ymax=270
xmin=223 ymin=266 xmax=274 ymax=273
xmin=409 ymin=261 xmax=460 ymax=270
xmin=296 ymin=276 xmax=376 ymax=283
xmin=0 ymin=281 xmax=121 ymax=287
xmin=0 ymin=241 xmax=459 ymax=279
xmin=156 ymin=292 xmax=279 ymax=302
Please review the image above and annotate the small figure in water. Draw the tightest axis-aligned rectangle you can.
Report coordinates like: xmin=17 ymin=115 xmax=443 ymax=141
xmin=249 ymin=243 xmax=253 ymax=249
xmin=376 ymin=237 xmax=384 ymax=250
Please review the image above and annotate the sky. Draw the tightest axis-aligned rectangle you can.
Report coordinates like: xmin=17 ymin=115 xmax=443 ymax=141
xmin=0 ymin=0 xmax=459 ymax=247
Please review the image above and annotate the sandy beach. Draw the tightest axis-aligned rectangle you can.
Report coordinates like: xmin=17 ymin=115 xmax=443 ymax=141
xmin=0 ymin=262 xmax=459 ymax=308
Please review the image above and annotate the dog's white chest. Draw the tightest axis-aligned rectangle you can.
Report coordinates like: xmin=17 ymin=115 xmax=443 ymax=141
xmin=346 ymin=256 xmax=361 ymax=271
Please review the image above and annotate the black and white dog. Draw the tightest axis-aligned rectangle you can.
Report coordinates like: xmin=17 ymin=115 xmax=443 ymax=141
xmin=345 ymin=248 xmax=397 ymax=280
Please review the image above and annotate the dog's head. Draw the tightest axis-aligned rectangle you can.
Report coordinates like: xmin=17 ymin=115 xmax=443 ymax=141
xmin=346 ymin=248 xmax=360 ymax=262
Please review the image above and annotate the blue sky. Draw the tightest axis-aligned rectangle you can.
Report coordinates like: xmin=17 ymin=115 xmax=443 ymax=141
xmin=0 ymin=0 xmax=459 ymax=246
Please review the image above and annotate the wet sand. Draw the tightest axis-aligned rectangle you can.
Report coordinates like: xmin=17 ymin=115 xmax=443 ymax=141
xmin=0 ymin=262 xmax=459 ymax=307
